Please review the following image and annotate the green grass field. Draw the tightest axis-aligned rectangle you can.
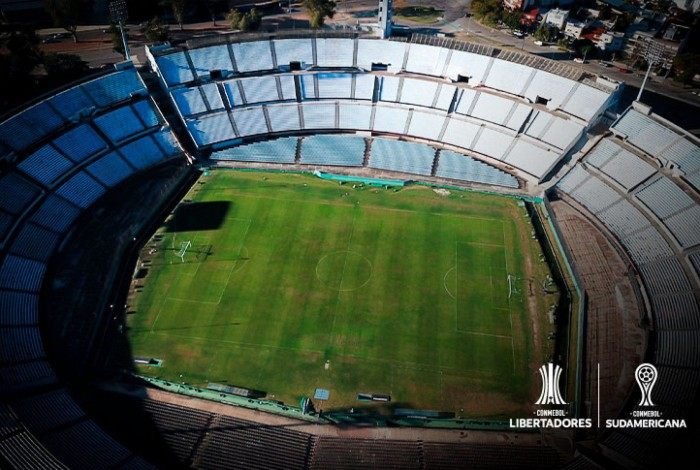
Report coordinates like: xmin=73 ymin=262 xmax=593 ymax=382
xmin=129 ymin=170 xmax=553 ymax=416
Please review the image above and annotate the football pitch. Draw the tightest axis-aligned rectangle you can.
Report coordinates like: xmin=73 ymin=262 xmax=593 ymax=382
xmin=129 ymin=170 xmax=553 ymax=416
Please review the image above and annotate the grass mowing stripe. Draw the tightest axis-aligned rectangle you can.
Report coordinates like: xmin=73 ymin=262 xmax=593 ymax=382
xmin=130 ymin=170 xmax=552 ymax=415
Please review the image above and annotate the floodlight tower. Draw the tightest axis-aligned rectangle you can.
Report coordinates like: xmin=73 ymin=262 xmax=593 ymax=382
xmin=378 ymin=0 xmax=393 ymax=38
xmin=109 ymin=0 xmax=130 ymax=61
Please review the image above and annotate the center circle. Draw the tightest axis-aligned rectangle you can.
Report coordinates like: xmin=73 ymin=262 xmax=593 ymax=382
xmin=315 ymin=251 xmax=373 ymax=291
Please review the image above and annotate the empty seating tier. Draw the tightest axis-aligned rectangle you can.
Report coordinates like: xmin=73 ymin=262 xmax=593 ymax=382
xmin=211 ymin=137 xmax=298 ymax=164
xmin=437 ymin=150 xmax=519 ymax=188
xmin=369 ymin=138 xmax=435 ymax=176
xmin=299 ymin=135 xmax=365 ymax=166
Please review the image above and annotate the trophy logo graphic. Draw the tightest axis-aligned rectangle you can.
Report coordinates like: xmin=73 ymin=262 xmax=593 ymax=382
xmin=635 ymin=363 xmax=658 ymax=407
xmin=535 ymin=362 xmax=567 ymax=405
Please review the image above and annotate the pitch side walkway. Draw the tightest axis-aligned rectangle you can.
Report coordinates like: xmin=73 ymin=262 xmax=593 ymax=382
xmin=142 ymin=388 xmax=550 ymax=445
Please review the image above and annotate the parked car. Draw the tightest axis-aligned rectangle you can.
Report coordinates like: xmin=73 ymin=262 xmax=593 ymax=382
xmin=534 ymin=40 xmax=544 ymax=46
xmin=573 ymin=57 xmax=586 ymax=64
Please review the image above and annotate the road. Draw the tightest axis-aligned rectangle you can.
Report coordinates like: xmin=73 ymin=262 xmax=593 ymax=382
xmin=36 ymin=1 xmax=700 ymax=129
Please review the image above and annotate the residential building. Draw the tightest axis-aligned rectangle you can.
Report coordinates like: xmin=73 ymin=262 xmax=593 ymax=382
xmin=545 ymin=8 xmax=569 ymax=29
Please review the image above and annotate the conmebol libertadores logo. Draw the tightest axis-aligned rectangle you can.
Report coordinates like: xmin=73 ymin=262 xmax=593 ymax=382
xmin=509 ymin=362 xmax=592 ymax=429
xmin=535 ymin=362 xmax=567 ymax=406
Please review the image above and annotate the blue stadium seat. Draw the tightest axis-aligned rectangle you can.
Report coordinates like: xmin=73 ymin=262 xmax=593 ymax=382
xmin=29 ymin=195 xmax=81 ymax=234
xmin=17 ymin=145 xmax=74 ymax=186
xmin=52 ymin=124 xmax=107 ymax=163
xmin=55 ymin=172 xmax=106 ymax=209
xmin=94 ymin=107 xmax=145 ymax=144
xmin=86 ymin=151 xmax=135 ymax=188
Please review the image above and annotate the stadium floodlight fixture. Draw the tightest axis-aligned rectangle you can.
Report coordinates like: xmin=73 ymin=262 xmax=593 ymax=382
xmin=109 ymin=0 xmax=131 ymax=61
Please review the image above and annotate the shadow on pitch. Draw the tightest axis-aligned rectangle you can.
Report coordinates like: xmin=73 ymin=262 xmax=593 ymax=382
xmin=166 ymin=200 xmax=231 ymax=232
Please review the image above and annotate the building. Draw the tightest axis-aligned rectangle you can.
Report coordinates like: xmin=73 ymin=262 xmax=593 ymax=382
xmin=564 ymin=21 xmax=588 ymax=39
xmin=544 ymin=8 xmax=569 ymax=29
xmin=584 ymin=28 xmax=625 ymax=51
xmin=627 ymin=30 xmax=688 ymax=70
xmin=504 ymin=0 xmax=573 ymax=10
xmin=378 ymin=0 xmax=393 ymax=38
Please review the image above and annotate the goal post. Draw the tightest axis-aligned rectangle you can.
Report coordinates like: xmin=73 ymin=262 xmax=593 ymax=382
xmin=177 ymin=240 xmax=191 ymax=262
xmin=508 ymin=274 xmax=520 ymax=298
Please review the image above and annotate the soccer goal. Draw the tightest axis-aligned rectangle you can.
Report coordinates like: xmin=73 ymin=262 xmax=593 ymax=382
xmin=507 ymin=274 xmax=520 ymax=298
xmin=176 ymin=240 xmax=192 ymax=262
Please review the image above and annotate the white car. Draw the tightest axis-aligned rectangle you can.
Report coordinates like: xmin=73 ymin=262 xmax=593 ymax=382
xmin=573 ymin=58 xmax=585 ymax=64
xmin=534 ymin=40 xmax=543 ymax=46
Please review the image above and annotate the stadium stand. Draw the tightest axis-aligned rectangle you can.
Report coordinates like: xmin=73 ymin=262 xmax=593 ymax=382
xmin=12 ymin=33 xmax=700 ymax=470
xmin=188 ymin=44 xmax=234 ymax=78
xmin=555 ymin=133 xmax=700 ymax=468
xmin=274 ymin=38 xmax=314 ymax=69
xmin=406 ymin=110 xmax=446 ymax=141
xmin=268 ymin=103 xmax=301 ymax=132
xmin=436 ymin=150 xmax=519 ymax=187
xmin=0 ymin=64 xmax=185 ymax=469
xmin=230 ymin=107 xmax=268 ymax=137
xmin=299 ymin=135 xmax=365 ymax=166
xmin=17 ymin=145 xmax=74 ymax=187
xmin=612 ymin=106 xmax=700 ymax=191
xmin=585 ymin=140 xmax=656 ymax=191
xmin=212 ymin=137 xmax=298 ymax=163
xmin=301 ymin=102 xmax=337 ymax=130
xmin=369 ymin=138 xmax=435 ymax=176
xmin=146 ymin=36 xmax=613 ymax=183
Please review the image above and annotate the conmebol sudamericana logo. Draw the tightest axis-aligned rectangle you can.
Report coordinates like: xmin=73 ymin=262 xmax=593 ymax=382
xmin=535 ymin=362 xmax=567 ymax=405
xmin=635 ymin=363 xmax=658 ymax=407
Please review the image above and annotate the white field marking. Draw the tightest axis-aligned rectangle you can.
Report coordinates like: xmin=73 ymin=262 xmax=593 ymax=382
xmin=443 ymin=266 xmax=456 ymax=299
xmin=466 ymin=241 xmax=505 ymax=248
xmin=456 ymin=330 xmax=513 ymax=339
xmin=228 ymin=192 xmax=504 ymax=223
xmin=215 ymin=218 xmax=253 ymax=305
xmin=327 ymin=210 xmax=358 ymax=343
xmin=153 ymin=331 xmax=325 ymax=355
xmin=151 ymin=238 xmax=188 ymax=332
xmin=454 ymin=239 xmax=517 ymax=375
xmin=185 ymin=232 xmax=204 ymax=277
xmin=166 ymin=218 xmax=252 ymax=307
xmin=315 ymin=251 xmax=373 ymax=292
xmin=501 ymin=219 xmax=516 ymax=373
xmin=166 ymin=297 xmax=220 ymax=305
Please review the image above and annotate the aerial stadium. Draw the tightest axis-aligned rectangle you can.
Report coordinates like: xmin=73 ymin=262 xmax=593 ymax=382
xmin=0 ymin=2 xmax=699 ymax=469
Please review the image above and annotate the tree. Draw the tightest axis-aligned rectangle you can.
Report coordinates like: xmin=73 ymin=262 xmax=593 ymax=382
xmin=0 ymin=21 xmax=42 ymax=108
xmin=534 ymin=25 xmax=559 ymax=43
xmin=43 ymin=53 xmax=89 ymax=81
xmin=570 ymin=39 xmax=596 ymax=61
xmin=303 ymin=0 xmax=336 ymax=29
xmin=227 ymin=8 xmax=262 ymax=32
xmin=226 ymin=8 xmax=242 ymax=29
xmin=142 ymin=17 xmax=169 ymax=42
xmin=471 ymin=0 xmax=500 ymax=19
xmin=501 ymin=9 xmax=523 ymax=30
xmin=108 ymin=22 xmax=124 ymax=56
xmin=44 ymin=0 xmax=88 ymax=43
xmin=163 ymin=0 xmax=187 ymax=30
